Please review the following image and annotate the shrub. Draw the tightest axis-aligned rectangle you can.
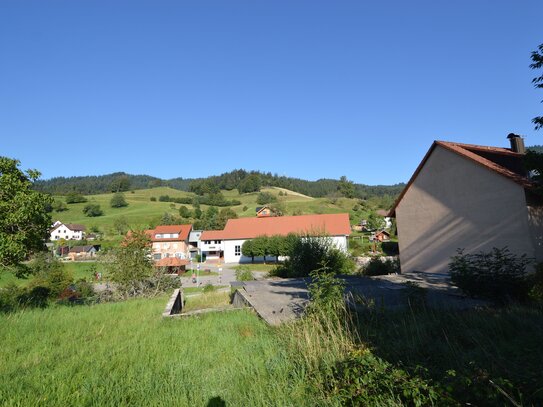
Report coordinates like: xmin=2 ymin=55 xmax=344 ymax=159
xmin=150 ymin=196 xmax=157 ymax=202
xmin=256 ymin=192 xmax=277 ymax=205
xmin=158 ymin=195 xmax=170 ymax=202
xmin=361 ymin=257 xmax=400 ymax=276
xmin=65 ymin=192 xmax=87 ymax=204
xmin=110 ymin=192 xmax=128 ymax=208
xmin=449 ymin=247 xmax=533 ymax=304
xmin=52 ymin=200 xmax=68 ymax=212
xmin=274 ymin=236 xmax=355 ymax=278
xmin=327 ymin=349 xmax=439 ymax=406
xmin=308 ymin=263 xmax=345 ymax=314
xmin=203 ymin=283 xmax=216 ymax=293
xmin=235 ymin=266 xmax=254 ymax=281
xmin=83 ymin=204 xmax=103 ymax=217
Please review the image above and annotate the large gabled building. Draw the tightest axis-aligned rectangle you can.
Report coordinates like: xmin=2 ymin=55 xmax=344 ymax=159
xmin=390 ymin=134 xmax=543 ymax=278
xmin=144 ymin=224 xmax=193 ymax=261
xmin=199 ymin=213 xmax=351 ymax=264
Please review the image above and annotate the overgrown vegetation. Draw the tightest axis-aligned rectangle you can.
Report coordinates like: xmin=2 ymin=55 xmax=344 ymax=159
xmin=234 ymin=266 xmax=255 ymax=281
xmin=360 ymin=257 xmax=400 ymax=276
xmin=449 ymin=247 xmax=537 ymax=304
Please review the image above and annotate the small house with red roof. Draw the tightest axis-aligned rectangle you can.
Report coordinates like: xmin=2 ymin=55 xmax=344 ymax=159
xmin=390 ymin=134 xmax=543 ymax=278
xmin=144 ymin=224 xmax=192 ymax=261
xmin=200 ymin=213 xmax=351 ymax=264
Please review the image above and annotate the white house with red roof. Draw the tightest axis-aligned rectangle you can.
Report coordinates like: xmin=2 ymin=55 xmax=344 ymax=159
xmin=144 ymin=224 xmax=193 ymax=261
xmin=390 ymin=134 xmax=543 ymax=278
xmin=200 ymin=213 xmax=351 ymax=264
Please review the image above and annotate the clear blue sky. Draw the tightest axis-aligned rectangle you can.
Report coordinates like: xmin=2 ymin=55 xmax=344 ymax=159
xmin=1 ymin=1 xmax=542 ymax=185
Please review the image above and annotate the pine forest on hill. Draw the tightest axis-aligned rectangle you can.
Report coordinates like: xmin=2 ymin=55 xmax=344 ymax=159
xmin=33 ymin=169 xmax=405 ymax=199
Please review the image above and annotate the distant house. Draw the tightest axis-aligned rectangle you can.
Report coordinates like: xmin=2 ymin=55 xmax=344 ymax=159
xmin=155 ymin=257 xmax=189 ymax=273
xmin=376 ymin=210 xmax=393 ymax=229
xmin=200 ymin=213 xmax=351 ymax=264
xmin=256 ymin=206 xmax=273 ymax=218
xmin=68 ymin=245 xmax=100 ymax=260
xmin=374 ymin=230 xmax=390 ymax=242
xmin=50 ymin=222 xmax=86 ymax=241
xmin=390 ymin=134 xmax=543 ymax=278
xmin=143 ymin=224 xmax=192 ymax=261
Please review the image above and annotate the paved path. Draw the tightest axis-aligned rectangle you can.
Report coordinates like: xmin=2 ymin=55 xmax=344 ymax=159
xmin=235 ymin=275 xmax=488 ymax=325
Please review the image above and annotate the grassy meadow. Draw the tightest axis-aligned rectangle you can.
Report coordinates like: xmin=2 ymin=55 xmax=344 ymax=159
xmin=51 ymin=186 xmax=368 ymax=236
xmin=0 ymin=295 xmax=339 ymax=406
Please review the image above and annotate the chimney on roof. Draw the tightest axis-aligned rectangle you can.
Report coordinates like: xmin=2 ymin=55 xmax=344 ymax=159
xmin=507 ymin=133 xmax=526 ymax=154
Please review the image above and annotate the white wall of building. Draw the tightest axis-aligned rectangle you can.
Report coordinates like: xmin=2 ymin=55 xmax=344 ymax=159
xmin=50 ymin=224 xmax=84 ymax=241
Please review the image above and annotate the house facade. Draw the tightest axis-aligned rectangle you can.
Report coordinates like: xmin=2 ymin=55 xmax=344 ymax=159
xmin=68 ymin=245 xmax=99 ymax=260
xmin=390 ymin=134 xmax=543 ymax=278
xmin=50 ymin=223 xmax=86 ymax=241
xmin=200 ymin=213 xmax=351 ymax=264
xmin=144 ymin=224 xmax=192 ymax=261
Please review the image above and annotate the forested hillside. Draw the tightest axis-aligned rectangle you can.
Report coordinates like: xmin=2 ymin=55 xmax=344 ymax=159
xmin=33 ymin=169 xmax=405 ymax=200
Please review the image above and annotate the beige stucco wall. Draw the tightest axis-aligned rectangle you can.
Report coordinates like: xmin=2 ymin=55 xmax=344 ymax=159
xmin=396 ymin=145 xmax=535 ymax=277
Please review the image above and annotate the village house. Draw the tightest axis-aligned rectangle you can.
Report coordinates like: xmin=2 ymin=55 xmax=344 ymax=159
xmin=50 ymin=222 xmax=86 ymax=241
xmin=390 ymin=134 xmax=543 ymax=279
xmin=68 ymin=245 xmax=100 ymax=261
xmin=199 ymin=213 xmax=351 ymax=264
xmin=144 ymin=224 xmax=192 ymax=261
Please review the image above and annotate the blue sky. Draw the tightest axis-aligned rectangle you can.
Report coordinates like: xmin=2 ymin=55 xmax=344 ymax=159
xmin=1 ymin=1 xmax=542 ymax=185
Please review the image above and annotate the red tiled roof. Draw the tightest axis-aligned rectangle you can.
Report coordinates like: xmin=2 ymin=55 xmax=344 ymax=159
xmin=144 ymin=224 xmax=192 ymax=242
xmin=155 ymin=257 xmax=189 ymax=267
xmin=212 ymin=213 xmax=351 ymax=240
xmin=200 ymin=230 xmax=228 ymax=240
xmin=389 ymin=140 xmax=531 ymax=217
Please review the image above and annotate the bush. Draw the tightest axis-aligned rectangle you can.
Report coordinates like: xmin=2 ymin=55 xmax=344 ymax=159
xmin=449 ymin=247 xmax=533 ymax=304
xmin=235 ymin=266 xmax=254 ymax=281
xmin=158 ymin=195 xmax=170 ymax=202
xmin=110 ymin=192 xmax=128 ymax=208
xmin=327 ymin=349 xmax=439 ymax=406
xmin=273 ymin=236 xmax=355 ymax=278
xmin=150 ymin=196 xmax=157 ymax=202
xmin=203 ymin=283 xmax=216 ymax=293
xmin=65 ymin=192 xmax=87 ymax=204
xmin=83 ymin=204 xmax=103 ymax=217
xmin=308 ymin=264 xmax=345 ymax=314
xmin=256 ymin=192 xmax=277 ymax=205
xmin=361 ymin=257 xmax=400 ymax=276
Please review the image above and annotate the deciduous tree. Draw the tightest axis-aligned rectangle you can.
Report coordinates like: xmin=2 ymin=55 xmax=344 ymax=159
xmin=530 ymin=43 xmax=543 ymax=130
xmin=0 ymin=157 xmax=53 ymax=269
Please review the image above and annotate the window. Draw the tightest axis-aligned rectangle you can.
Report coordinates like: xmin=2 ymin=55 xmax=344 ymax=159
xmin=235 ymin=245 xmax=241 ymax=256
xmin=205 ymin=240 xmax=211 ymax=245
xmin=153 ymin=253 xmax=161 ymax=260
xmin=214 ymin=240 xmax=221 ymax=244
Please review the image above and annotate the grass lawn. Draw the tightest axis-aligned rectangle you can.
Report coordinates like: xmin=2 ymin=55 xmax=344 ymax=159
xmin=0 ymin=296 xmax=330 ymax=406
xmin=232 ymin=263 xmax=279 ymax=273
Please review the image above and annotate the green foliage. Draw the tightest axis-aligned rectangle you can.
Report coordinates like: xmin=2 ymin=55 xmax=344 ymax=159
xmin=256 ymin=191 xmax=277 ymax=205
xmin=101 ymin=230 xmax=153 ymax=289
xmin=178 ymin=205 xmax=191 ymax=218
xmin=328 ymin=349 xmax=439 ymax=406
xmin=0 ymin=284 xmax=51 ymax=312
xmin=237 ymin=173 xmax=261 ymax=194
xmin=110 ymin=175 xmax=131 ymax=193
xmin=202 ymin=282 xmax=216 ymax=293
xmin=530 ymin=43 xmax=543 ymax=130
xmin=110 ymin=192 xmax=128 ymax=208
xmin=150 ymin=196 xmax=157 ymax=202
xmin=113 ymin=216 xmax=130 ymax=235
xmin=274 ymin=235 xmax=355 ymax=278
xmin=189 ymin=178 xmax=220 ymax=195
xmin=308 ymin=262 xmax=345 ymax=314
xmin=361 ymin=257 xmax=400 ymax=276
xmin=82 ymin=204 xmax=103 ymax=217
xmin=449 ymin=247 xmax=533 ymax=304
xmin=52 ymin=199 xmax=68 ymax=212
xmin=366 ymin=212 xmax=385 ymax=230
xmin=337 ymin=175 xmax=356 ymax=198
xmin=234 ymin=266 xmax=254 ymax=281
xmin=29 ymin=254 xmax=74 ymax=298
xmin=0 ymin=157 xmax=53 ymax=268
xmin=65 ymin=192 xmax=88 ymax=204
xmin=216 ymin=207 xmax=237 ymax=229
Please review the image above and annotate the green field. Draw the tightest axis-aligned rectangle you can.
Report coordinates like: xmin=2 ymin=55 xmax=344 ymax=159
xmin=51 ymin=186 xmax=369 ymax=237
xmin=0 ymin=295 xmax=339 ymax=406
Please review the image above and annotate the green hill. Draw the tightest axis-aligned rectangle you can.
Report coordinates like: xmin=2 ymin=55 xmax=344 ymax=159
xmin=51 ymin=186 xmax=373 ymax=238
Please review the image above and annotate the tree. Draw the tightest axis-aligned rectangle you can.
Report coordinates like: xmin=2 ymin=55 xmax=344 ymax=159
xmin=65 ymin=192 xmax=87 ymax=204
xmin=338 ymin=176 xmax=356 ymax=198
xmin=110 ymin=175 xmax=131 ymax=192
xmin=113 ymin=216 xmax=130 ymax=235
xmin=217 ymin=207 xmax=238 ymax=230
xmin=178 ymin=205 xmax=191 ymax=218
xmin=110 ymin=192 xmax=128 ymax=208
xmin=256 ymin=191 xmax=277 ymax=205
xmin=82 ymin=204 xmax=103 ymax=217
xmin=238 ymin=174 xmax=261 ymax=194
xmin=0 ymin=157 xmax=53 ymax=269
xmin=530 ymin=43 xmax=543 ymax=130
xmin=52 ymin=199 xmax=68 ymax=212
xmin=242 ymin=240 xmax=255 ymax=263
xmin=102 ymin=230 xmax=153 ymax=287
